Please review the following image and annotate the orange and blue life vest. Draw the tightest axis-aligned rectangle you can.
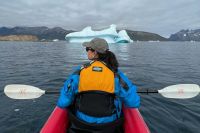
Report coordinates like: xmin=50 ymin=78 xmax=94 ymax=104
xmin=57 ymin=60 xmax=140 ymax=124
xmin=75 ymin=61 xmax=117 ymax=118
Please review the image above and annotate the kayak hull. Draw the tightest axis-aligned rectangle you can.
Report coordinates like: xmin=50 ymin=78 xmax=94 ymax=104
xmin=41 ymin=106 xmax=150 ymax=133
xmin=123 ymin=107 xmax=150 ymax=133
xmin=40 ymin=107 xmax=68 ymax=133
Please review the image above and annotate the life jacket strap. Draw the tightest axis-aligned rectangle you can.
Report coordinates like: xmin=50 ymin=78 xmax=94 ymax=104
xmin=115 ymin=73 xmax=129 ymax=91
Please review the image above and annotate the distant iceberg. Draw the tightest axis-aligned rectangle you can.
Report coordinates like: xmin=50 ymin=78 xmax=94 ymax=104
xmin=65 ymin=24 xmax=133 ymax=43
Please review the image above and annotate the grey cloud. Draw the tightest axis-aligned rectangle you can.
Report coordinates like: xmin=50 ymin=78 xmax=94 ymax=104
xmin=0 ymin=0 xmax=200 ymax=37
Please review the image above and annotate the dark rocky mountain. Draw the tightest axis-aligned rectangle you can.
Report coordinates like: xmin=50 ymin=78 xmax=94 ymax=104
xmin=169 ymin=29 xmax=200 ymax=41
xmin=0 ymin=26 xmax=73 ymax=41
xmin=126 ymin=30 xmax=168 ymax=41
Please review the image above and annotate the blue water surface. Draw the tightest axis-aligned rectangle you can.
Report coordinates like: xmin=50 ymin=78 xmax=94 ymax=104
xmin=0 ymin=41 xmax=200 ymax=133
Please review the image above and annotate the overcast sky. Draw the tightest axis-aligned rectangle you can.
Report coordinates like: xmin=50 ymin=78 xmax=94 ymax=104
xmin=0 ymin=0 xmax=199 ymax=37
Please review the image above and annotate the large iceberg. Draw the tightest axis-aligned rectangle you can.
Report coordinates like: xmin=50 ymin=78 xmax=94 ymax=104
xmin=65 ymin=24 xmax=133 ymax=43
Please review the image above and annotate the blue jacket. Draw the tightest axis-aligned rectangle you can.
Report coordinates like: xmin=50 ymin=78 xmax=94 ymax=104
xmin=57 ymin=66 xmax=140 ymax=123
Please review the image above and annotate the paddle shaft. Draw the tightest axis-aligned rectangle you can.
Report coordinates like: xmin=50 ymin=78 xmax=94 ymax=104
xmin=45 ymin=90 xmax=60 ymax=94
xmin=45 ymin=90 xmax=158 ymax=94
xmin=137 ymin=89 xmax=158 ymax=94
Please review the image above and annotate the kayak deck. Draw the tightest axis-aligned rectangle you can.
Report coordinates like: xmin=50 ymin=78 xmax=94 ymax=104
xmin=41 ymin=106 xmax=150 ymax=133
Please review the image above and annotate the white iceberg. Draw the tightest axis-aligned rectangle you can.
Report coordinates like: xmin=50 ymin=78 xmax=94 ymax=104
xmin=65 ymin=24 xmax=133 ymax=43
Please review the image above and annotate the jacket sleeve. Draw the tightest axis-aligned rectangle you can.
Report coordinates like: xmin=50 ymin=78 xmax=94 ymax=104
xmin=57 ymin=66 xmax=80 ymax=108
xmin=117 ymin=70 xmax=140 ymax=108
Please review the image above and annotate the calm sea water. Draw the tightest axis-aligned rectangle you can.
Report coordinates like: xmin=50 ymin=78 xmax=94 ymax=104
xmin=0 ymin=41 xmax=200 ymax=133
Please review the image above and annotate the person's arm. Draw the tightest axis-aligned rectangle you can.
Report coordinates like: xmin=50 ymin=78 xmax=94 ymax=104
xmin=57 ymin=66 xmax=80 ymax=108
xmin=117 ymin=70 xmax=140 ymax=108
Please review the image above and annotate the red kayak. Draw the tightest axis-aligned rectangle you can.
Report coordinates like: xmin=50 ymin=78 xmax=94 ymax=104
xmin=40 ymin=106 xmax=150 ymax=133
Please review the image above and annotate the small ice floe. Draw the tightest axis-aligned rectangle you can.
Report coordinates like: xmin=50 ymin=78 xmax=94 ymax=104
xmin=14 ymin=109 xmax=20 ymax=112
xmin=53 ymin=39 xmax=59 ymax=42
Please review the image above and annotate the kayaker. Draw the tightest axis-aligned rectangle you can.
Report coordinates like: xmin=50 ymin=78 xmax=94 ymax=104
xmin=57 ymin=38 xmax=140 ymax=133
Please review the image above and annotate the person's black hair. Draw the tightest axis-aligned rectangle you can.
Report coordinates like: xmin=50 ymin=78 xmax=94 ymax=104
xmin=97 ymin=50 xmax=119 ymax=72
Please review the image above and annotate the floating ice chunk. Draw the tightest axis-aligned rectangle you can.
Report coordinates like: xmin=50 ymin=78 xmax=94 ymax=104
xmin=65 ymin=24 xmax=133 ymax=43
xmin=14 ymin=109 xmax=20 ymax=112
xmin=53 ymin=39 xmax=59 ymax=42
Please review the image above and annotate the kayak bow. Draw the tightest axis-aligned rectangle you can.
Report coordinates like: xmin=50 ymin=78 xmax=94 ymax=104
xmin=40 ymin=106 xmax=150 ymax=133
